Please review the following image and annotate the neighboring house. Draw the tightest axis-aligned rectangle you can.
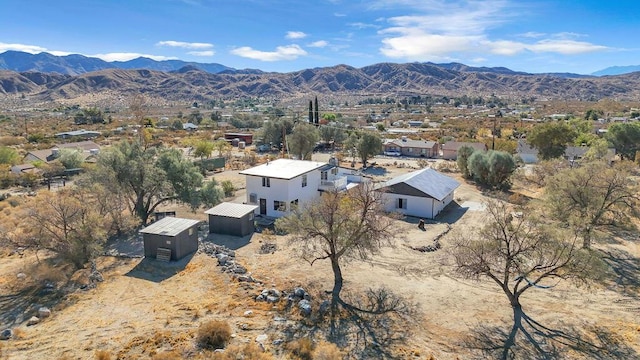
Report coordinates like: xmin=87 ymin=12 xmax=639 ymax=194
xmin=54 ymin=129 xmax=101 ymax=139
xmin=182 ymin=122 xmax=198 ymax=131
xmin=516 ymin=139 xmax=539 ymax=164
xmin=383 ymin=137 xmax=439 ymax=158
xmin=224 ymin=132 xmax=253 ymax=145
xmin=205 ymin=202 xmax=258 ymax=237
xmin=240 ymin=158 xmax=364 ymax=218
xmin=10 ymin=163 xmax=38 ymax=175
xmin=139 ymin=217 xmax=200 ymax=261
xmin=440 ymin=141 xmax=488 ymax=160
xmin=377 ymin=168 xmax=460 ymax=219
xmin=23 ymin=141 xmax=100 ymax=164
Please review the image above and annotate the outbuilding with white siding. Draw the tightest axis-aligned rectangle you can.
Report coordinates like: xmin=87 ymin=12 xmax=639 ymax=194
xmin=378 ymin=168 xmax=460 ymax=219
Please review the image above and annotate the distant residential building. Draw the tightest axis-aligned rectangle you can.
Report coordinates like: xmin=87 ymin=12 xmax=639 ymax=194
xmin=24 ymin=141 xmax=100 ymax=164
xmin=440 ymin=141 xmax=488 ymax=160
xmin=383 ymin=137 xmax=439 ymax=158
xmin=182 ymin=122 xmax=198 ymax=131
xmin=54 ymin=129 xmax=101 ymax=139
xmin=224 ymin=132 xmax=253 ymax=145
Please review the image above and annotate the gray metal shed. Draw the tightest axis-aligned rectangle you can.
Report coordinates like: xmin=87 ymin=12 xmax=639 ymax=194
xmin=205 ymin=202 xmax=258 ymax=237
xmin=139 ymin=217 xmax=201 ymax=261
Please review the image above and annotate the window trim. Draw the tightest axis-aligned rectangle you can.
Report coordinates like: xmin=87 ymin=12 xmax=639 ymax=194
xmin=262 ymin=177 xmax=270 ymax=187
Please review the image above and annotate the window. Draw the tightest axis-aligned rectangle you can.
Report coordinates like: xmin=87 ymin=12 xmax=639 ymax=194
xmin=408 ymin=148 xmax=413 ymax=153
xmin=249 ymin=193 xmax=257 ymax=204
xmin=321 ymin=171 xmax=328 ymax=180
xmin=302 ymin=174 xmax=307 ymax=187
xmin=290 ymin=199 xmax=299 ymax=210
xmin=189 ymin=228 xmax=194 ymax=236
xmin=262 ymin=177 xmax=270 ymax=187
xmin=331 ymin=167 xmax=338 ymax=175
xmin=274 ymin=200 xmax=286 ymax=211
xmin=396 ymin=198 xmax=407 ymax=209
xmin=248 ymin=213 xmax=254 ymax=221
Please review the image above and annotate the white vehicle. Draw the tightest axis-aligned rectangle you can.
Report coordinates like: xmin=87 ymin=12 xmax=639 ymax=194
xmin=384 ymin=150 xmax=401 ymax=157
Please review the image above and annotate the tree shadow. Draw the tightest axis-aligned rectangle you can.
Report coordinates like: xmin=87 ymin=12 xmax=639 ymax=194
xmin=600 ymin=248 xmax=640 ymax=295
xmin=280 ymin=287 xmax=418 ymax=359
xmin=124 ymin=252 xmax=195 ymax=283
xmin=464 ymin=311 xmax=639 ymax=360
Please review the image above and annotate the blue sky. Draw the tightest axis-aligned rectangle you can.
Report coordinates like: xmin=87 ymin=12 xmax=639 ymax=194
xmin=2 ymin=0 xmax=639 ymax=74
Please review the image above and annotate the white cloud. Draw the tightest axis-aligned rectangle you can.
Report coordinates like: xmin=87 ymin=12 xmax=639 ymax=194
xmin=348 ymin=22 xmax=380 ymax=29
xmin=377 ymin=0 xmax=609 ymax=61
xmin=285 ymin=31 xmax=307 ymax=40
xmin=0 ymin=42 xmax=48 ymax=53
xmin=156 ymin=40 xmax=213 ymax=49
xmin=91 ymin=53 xmax=177 ymax=62
xmin=308 ymin=40 xmax=329 ymax=48
xmin=188 ymin=50 xmax=215 ymax=56
xmin=230 ymin=44 xmax=307 ymax=61
xmin=334 ymin=12 xmax=347 ymax=17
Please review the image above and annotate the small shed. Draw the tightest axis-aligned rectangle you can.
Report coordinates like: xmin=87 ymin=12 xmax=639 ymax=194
xmin=139 ymin=217 xmax=200 ymax=261
xmin=205 ymin=202 xmax=258 ymax=237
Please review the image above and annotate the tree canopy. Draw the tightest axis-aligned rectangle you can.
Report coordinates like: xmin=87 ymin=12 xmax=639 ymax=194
xmin=606 ymin=122 xmax=640 ymax=160
xmin=287 ymin=123 xmax=319 ymax=160
xmin=527 ymin=122 xmax=577 ymax=160
xmin=93 ymin=139 xmax=220 ymax=224
xmin=0 ymin=146 xmax=20 ymax=165
xmin=545 ymin=161 xmax=639 ymax=248
xmin=355 ymin=132 xmax=382 ymax=167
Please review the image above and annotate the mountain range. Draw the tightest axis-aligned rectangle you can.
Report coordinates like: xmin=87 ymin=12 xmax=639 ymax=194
xmin=2 ymin=51 xmax=640 ymax=102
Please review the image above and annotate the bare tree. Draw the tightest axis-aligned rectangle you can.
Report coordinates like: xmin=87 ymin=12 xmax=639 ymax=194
xmin=451 ymin=200 xmax=603 ymax=359
xmin=545 ymin=161 xmax=639 ymax=248
xmin=276 ymin=183 xmax=398 ymax=306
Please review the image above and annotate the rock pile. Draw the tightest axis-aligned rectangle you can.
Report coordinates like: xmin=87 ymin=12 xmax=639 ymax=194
xmin=254 ymin=286 xmax=315 ymax=316
xmin=199 ymin=242 xmax=261 ymax=283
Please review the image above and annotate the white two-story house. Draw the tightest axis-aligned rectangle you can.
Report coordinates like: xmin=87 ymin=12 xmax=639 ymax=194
xmin=240 ymin=158 xmax=364 ymax=217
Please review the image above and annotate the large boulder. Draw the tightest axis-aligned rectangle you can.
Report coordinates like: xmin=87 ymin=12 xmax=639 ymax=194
xmin=38 ymin=307 xmax=51 ymax=318
xmin=0 ymin=329 xmax=12 ymax=340
xmin=27 ymin=316 xmax=40 ymax=326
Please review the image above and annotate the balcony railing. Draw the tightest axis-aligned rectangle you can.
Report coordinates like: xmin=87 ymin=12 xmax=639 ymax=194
xmin=318 ymin=176 xmax=348 ymax=191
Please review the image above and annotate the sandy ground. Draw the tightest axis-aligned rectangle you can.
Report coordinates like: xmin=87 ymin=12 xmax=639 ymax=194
xmin=1 ymin=154 xmax=639 ymax=359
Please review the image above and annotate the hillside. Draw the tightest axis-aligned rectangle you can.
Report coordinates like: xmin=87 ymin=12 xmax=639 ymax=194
xmin=2 ymin=62 xmax=640 ymax=102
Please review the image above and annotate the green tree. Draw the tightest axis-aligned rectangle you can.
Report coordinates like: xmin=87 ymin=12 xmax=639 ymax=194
xmin=527 ymin=122 xmax=577 ymax=160
xmin=193 ymin=140 xmax=214 ymax=160
xmin=0 ymin=146 xmax=20 ymax=165
xmin=287 ymin=123 xmax=319 ymax=160
xmin=356 ymin=132 xmax=382 ymax=167
xmin=451 ymin=200 xmax=602 ymax=359
xmin=467 ymin=150 xmax=516 ymax=189
xmin=93 ymin=140 xmax=206 ymax=224
xmin=200 ymin=179 xmax=224 ymax=208
xmin=220 ymin=180 xmax=235 ymax=197
xmin=319 ymin=125 xmax=346 ymax=146
xmin=58 ymin=148 xmax=84 ymax=169
xmin=545 ymin=161 xmax=639 ymax=248
xmin=322 ymin=113 xmax=337 ymax=121
xmin=457 ymin=145 xmax=475 ymax=178
xmin=606 ymin=122 xmax=640 ymax=160
xmin=213 ymin=139 xmax=232 ymax=157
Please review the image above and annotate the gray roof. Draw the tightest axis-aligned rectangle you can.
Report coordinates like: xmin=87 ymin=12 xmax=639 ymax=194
xmin=380 ymin=168 xmax=460 ymax=201
xmin=139 ymin=217 xmax=200 ymax=237
xmin=55 ymin=130 xmax=101 ymax=137
xmin=442 ymin=141 xmax=487 ymax=152
xmin=386 ymin=138 xmax=437 ymax=149
xmin=239 ymin=159 xmax=327 ymax=180
xmin=205 ymin=202 xmax=258 ymax=218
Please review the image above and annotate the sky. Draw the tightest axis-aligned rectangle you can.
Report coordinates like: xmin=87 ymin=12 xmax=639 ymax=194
xmin=2 ymin=0 xmax=640 ymax=74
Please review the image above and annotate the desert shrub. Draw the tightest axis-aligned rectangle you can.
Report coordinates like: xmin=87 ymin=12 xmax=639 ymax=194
xmin=0 ymin=136 xmax=25 ymax=146
xmin=151 ymin=352 xmax=181 ymax=360
xmin=285 ymin=338 xmax=314 ymax=360
xmin=94 ymin=350 xmax=112 ymax=360
xmin=197 ymin=320 xmax=231 ymax=350
xmin=211 ymin=342 xmax=273 ymax=360
xmin=313 ymin=341 xmax=343 ymax=360
xmin=221 ymin=180 xmax=235 ymax=197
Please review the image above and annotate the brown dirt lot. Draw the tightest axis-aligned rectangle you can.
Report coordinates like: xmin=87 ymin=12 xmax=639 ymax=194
xmin=1 ymin=156 xmax=639 ymax=359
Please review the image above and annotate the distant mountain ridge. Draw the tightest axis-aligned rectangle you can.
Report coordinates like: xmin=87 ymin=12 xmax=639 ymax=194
xmin=3 ymin=61 xmax=640 ymax=102
xmin=592 ymin=65 xmax=640 ymax=76
xmin=0 ymin=50 xmax=233 ymax=75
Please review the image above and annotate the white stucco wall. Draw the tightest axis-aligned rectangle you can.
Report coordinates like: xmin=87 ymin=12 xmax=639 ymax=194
xmin=245 ymin=171 xmax=322 ymax=217
xmin=382 ymin=190 xmax=455 ymax=219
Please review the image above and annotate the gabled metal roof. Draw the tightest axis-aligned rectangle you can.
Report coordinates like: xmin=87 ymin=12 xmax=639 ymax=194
xmin=205 ymin=202 xmax=258 ymax=218
xmin=239 ymin=159 xmax=326 ymax=180
xmin=139 ymin=217 xmax=200 ymax=237
xmin=379 ymin=168 xmax=460 ymax=201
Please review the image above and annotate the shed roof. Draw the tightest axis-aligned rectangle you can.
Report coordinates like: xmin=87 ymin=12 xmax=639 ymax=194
xmin=386 ymin=138 xmax=437 ymax=149
xmin=379 ymin=168 xmax=459 ymax=201
xmin=205 ymin=202 xmax=258 ymax=218
xmin=239 ymin=159 xmax=326 ymax=180
xmin=442 ymin=141 xmax=487 ymax=152
xmin=139 ymin=217 xmax=200 ymax=237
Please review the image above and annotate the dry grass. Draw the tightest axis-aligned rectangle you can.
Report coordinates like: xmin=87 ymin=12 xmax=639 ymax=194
xmin=196 ymin=320 xmax=232 ymax=350
xmin=210 ymin=342 xmax=273 ymax=360
xmin=94 ymin=350 xmax=112 ymax=360
xmin=285 ymin=338 xmax=314 ymax=360
xmin=312 ymin=341 xmax=343 ymax=360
